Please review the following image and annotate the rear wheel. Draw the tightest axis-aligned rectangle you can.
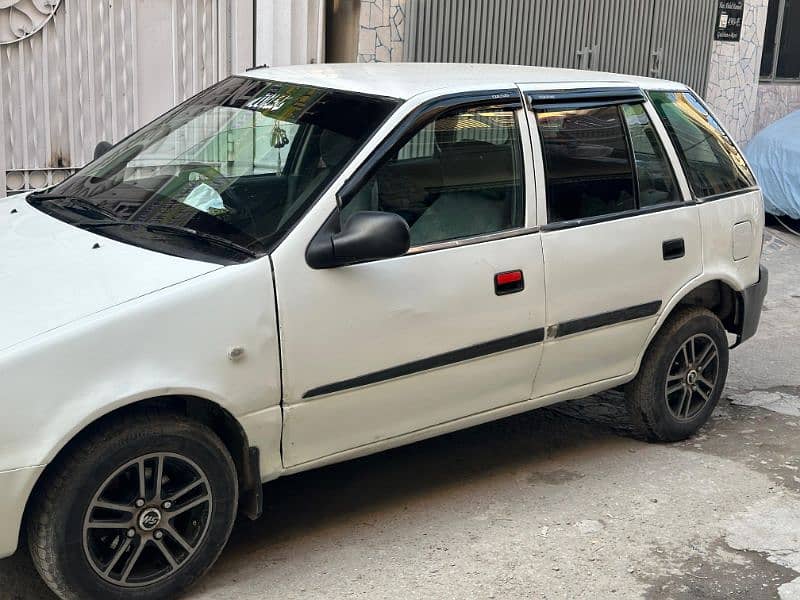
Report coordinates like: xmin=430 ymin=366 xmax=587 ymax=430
xmin=626 ymin=307 xmax=729 ymax=442
xmin=28 ymin=413 xmax=238 ymax=600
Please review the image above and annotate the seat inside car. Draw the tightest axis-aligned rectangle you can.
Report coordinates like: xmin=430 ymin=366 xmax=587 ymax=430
xmin=409 ymin=190 xmax=510 ymax=246
xmin=343 ymin=112 xmax=522 ymax=244
xmin=406 ymin=120 xmax=519 ymax=244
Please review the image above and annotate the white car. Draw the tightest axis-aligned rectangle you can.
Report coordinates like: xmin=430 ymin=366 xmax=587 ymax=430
xmin=0 ymin=64 xmax=767 ymax=599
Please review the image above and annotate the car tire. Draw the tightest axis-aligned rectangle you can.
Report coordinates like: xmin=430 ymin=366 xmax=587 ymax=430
xmin=27 ymin=411 xmax=238 ymax=600
xmin=625 ymin=307 xmax=729 ymax=442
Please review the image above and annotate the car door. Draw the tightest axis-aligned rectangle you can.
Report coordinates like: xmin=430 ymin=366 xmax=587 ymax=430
xmin=272 ymin=91 xmax=547 ymax=468
xmin=519 ymin=85 xmax=703 ymax=397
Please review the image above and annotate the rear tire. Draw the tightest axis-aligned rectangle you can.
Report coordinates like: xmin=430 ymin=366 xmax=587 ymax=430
xmin=625 ymin=307 xmax=729 ymax=442
xmin=27 ymin=412 xmax=238 ymax=600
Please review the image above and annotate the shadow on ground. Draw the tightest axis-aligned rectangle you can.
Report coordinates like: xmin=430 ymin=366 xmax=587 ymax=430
xmin=5 ymin=389 xmax=799 ymax=599
xmin=223 ymin=392 xmax=636 ymax=555
xmin=0 ymin=392 xmax=637 ymax=600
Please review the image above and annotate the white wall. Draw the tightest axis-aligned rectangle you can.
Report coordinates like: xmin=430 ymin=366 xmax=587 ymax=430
xmin=0 ymin=0 xmax=253 ymax=195
xmin=255 ymin=0 xmax=325 ymax=67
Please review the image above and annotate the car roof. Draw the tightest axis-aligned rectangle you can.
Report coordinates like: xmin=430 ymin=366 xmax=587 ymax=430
xmin=241 ymin=63 xmax=687 ymax=100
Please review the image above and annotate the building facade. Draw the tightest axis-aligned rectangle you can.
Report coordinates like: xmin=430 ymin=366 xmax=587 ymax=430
xmin=351 ymin=0 xmax=796 ymax=146
xmin=1 ymin=0 xmax=797 ymax=195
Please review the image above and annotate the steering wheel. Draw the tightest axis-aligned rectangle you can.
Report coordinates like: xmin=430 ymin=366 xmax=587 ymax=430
xmin=175 ymin=163 xmax=261 ymax=230
xmin=177 ymin=162 xmax=240 ymax=207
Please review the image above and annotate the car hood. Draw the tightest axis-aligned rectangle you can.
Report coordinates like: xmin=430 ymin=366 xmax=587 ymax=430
xmin=0 ymin=194 xmax=221 ymax=352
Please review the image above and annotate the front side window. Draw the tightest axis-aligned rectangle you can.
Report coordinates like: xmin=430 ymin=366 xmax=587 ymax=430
xmin=649 ymin=91 xmax=755 ymax=199
xmin=29 ymin=77 xmax=398 ymax=262
xmin=342 ymin=105 xmax=525 ymax=247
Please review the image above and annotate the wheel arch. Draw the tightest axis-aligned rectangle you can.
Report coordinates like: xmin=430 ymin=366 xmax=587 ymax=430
xmin=669 ymin=279 xmax=741 ymax=334
xmin=22 ymin=394 xmax=263 ymax=547
xmin=634 ymin=277 xmax=743 ymax=375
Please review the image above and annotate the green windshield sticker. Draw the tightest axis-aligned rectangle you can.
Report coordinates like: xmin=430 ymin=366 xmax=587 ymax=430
xmin=246 ymin=84 xmax=327 ymax=122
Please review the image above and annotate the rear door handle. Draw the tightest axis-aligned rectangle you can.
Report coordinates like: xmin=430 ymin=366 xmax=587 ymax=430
xmin=495 ymin=270 xmax=524 ymax=295
xmin=662 ymin=238 xmax=685 ymax=261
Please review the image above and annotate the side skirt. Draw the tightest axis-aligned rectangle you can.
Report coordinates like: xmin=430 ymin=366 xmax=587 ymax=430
xmin=282 ymin=370 xmax=636 ymax=477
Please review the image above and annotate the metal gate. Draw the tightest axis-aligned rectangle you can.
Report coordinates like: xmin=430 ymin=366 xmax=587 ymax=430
xmin=0 ymin=0 xmax=253 ymax=196
xmin=404 ymin=0 xmax=716 ymax=92
xmin=648 ymin=0 xmax=717 ymax=92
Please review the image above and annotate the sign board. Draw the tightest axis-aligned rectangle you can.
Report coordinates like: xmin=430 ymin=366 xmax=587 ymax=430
xmin=714 ymin=0 xmax=744 ymax=42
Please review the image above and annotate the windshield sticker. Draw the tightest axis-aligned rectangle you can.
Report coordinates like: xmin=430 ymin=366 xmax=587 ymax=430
xmin=246 ymin=84 xmax=326 ymax=122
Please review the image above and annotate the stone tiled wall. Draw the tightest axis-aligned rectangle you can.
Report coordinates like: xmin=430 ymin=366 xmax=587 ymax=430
xmin=705 ymin=0 xmax=769 ymax=144
xmin=755 ymin=83 xmax=800 ymax=134
xmin=357 ymin=0 xmax=406 ymax=63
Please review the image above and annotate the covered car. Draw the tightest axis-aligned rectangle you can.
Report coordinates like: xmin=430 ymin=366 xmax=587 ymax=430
xmin=745 ymin=109 xmax=800 ymax=219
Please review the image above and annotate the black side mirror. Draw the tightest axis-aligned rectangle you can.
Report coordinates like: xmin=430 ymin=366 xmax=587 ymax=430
xmin=307 ymin=210 xmax=410 ymax=269
xmin=93 ymin=141 xmax=113 ymax=160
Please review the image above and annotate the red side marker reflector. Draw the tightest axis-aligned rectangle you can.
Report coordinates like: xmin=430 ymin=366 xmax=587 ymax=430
xmin=496 ymin=270 xmax=522 ymax=286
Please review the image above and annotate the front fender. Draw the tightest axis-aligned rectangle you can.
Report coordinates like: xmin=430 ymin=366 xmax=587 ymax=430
xmin=0 ymin=258 xmax=281 ymax=472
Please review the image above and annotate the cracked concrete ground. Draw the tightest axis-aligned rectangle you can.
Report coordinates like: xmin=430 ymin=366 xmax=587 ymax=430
xmin=2 ymin=227 xmax=800 ymax=600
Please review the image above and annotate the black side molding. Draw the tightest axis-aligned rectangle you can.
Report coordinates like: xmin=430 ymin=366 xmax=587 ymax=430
xmin=303 ymin=327 xmax=545 ymax=399
xmin=302 ymin=301 xmax=663 ymax=399
xmin=555 ymin=301 xmax=662 ymax=338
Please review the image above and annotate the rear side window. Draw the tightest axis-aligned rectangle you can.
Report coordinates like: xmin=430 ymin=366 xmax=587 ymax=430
xmin=620 ymin=103 xmax=681 ymax=208
xmin=536 ymin=102 xmax=680 ymax=223
xmin=649 ymin=91 xmax=755 ymax=199
xmin=537 ymin=105 xmax=635 ymax=223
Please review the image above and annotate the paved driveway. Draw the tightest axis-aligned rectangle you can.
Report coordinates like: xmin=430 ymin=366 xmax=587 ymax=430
xmin=4 ymin=228 xmax=800 ymax=600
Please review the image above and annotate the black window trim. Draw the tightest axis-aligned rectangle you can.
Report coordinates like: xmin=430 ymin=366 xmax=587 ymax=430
xmin=617 ymin=103 xmax=641 ymax=211
xmin=338 ymin=89 xmax=524 ymax=203
xmin=645 ymin=88 xmax=760 ymax=203
xmin=305 ymin=89 xmax=535 ymax=267
xmin=406 ymin=225 xmax=541 ymax=255
xmin=527 ymin=86 xmax=646 ymax=110
xmin=540 ymin=200 xmax=696 ymax=232
xmin=620 ymin=101 xmax=688 ymax=210
xmin=532 ymin=90 xmax=688 ymax=230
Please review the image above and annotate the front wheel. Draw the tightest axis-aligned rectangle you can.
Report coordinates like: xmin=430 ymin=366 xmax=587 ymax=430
xmin=626 ymin=307 xmax=729 ymax=442
xmin=28 ymin=413 xmax=238 ymax=600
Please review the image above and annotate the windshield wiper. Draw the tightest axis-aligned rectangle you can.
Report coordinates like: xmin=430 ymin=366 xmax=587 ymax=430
xmin=29 ymin=194 xmax=120 ymax=220
xmin=77 ymin=220 xmax=260 ymax=258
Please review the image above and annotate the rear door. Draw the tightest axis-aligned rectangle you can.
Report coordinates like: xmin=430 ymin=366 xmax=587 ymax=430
xmin=519 ymin=84 xmax=702 ymax=397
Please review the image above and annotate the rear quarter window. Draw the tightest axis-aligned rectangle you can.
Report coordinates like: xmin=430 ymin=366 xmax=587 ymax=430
xmin=648 ymin=91 xmax=755 ymax=199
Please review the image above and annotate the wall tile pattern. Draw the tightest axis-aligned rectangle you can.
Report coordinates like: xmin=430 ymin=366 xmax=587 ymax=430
xmin=755 ymin=83 xmax=800 ymax=134
xmin=705 ymin=0 xmax=769 ymax=144
xmin=357 ymin=0 xmax=406 ymax=63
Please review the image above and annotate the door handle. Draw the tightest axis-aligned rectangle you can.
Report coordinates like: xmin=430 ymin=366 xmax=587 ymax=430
xmin=495 ymin=270 xmax=524 ymax=295
xmin=662 ymin=238 xmax=685 ymax=261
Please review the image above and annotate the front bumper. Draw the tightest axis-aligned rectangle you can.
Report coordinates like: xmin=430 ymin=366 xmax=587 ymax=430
xmin=0 ymin=465 xmax=44 ymax=559
xmin=736 ymin=264 xmax=769 ymax=346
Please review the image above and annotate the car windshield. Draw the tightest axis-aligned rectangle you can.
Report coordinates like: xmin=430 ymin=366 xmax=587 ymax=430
xmin=29 ymin=76 xmax=398 ymax=262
